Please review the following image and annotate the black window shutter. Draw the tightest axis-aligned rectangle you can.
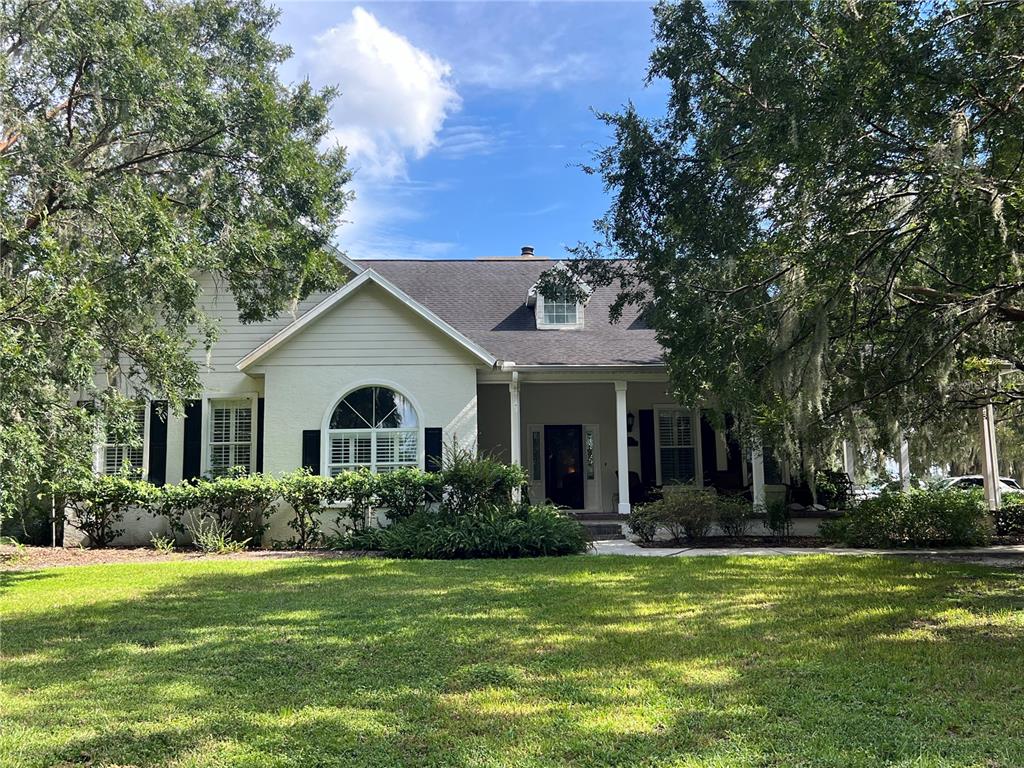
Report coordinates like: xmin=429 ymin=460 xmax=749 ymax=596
xmin=424 ymin=428 xmax=443 ymax=472
xmin=182 ymin=399 xmax=203 ymax=480
xmin=639 ymin=409 xmax=656 ymax=486
xmin=301 ymin=430 xmax=321 ymax=474
xmin=256 ymin=398 xmax=265 ymax=473
xmin=148 ymin=400 xmax=168 ymax=486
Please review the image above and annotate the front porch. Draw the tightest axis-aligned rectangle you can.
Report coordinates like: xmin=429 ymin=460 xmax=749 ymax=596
xmin=476 ymin=369 xmax=765 ymax=515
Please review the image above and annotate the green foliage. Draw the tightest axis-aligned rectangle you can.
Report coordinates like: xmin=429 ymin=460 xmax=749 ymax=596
xmin=154 ymin=481 xmax=204 ymax=536
xmin=633 ymin=486 xmax=717 ymax=543
xmin=352 ymin=504 xmax=589 ymax=560
xmin=437 ymin=444 xmax=526 ymax=521
xmin=194 ymin=471 xmax=277 ymax=546
xmin=372 ymin=467 xmax=434 ymax=522
xmin=822 ymin=488 xmax=991 ymax=548
xmin=149 ymin=534 xmax=176 ymax=554
xmin=993 ymin=499 xmax=1024 ymax=536
xmin=551 ymin=1 xmax=1024 ymax=466
xmin=277 ymin=470 xmax=334 ymax=550
xmin=0 ymin=0 xmax=351 ymax=521
xmin=186 ymin=516 xmax=249 ymax=554
xmin=61 ymin=474 xmax=157 ymax=548
xmin=716 ymin=494 xmax=752 ymax=538
xmin=331 ymin=469 xmax=378 ymax=531
xmin=625 ymin=505 xmax=660 ymax=544
xmin=764 ymin=500 xmax=793 ymax=542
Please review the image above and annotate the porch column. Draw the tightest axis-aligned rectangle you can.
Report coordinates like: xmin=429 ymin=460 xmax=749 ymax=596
xmin=751 ymin=435 xmax=766 ymax=512
xmin=898 ymin=432 xmax=911 ymax=490
xmin=509 ymin=373 xmax=522 ymax=502
xmin=842 ymin=440 xmax=856 ymax=484
xmin=980 ymin=403 xmax=1002 ymax=512
xmin=615 ymin=381 xmax=630 ymax=515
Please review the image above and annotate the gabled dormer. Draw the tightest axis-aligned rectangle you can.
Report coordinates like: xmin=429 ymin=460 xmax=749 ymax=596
xmin=525 ymin=255 xmax=590 ymax=330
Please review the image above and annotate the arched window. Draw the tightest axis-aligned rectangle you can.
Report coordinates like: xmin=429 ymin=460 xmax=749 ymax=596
xmin=326 ymin=386 xmax=419 ymax=475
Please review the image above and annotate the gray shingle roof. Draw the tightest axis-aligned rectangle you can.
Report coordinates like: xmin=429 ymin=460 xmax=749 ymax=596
xmin=360 ymin=259 xmax=663 ymax=367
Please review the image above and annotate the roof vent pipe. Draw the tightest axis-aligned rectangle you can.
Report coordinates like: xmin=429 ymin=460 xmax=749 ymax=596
xmin=520 ymin=245 xmax=535 ymax=257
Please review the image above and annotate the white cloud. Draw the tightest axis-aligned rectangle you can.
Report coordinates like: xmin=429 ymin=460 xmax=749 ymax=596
xmin=306 ymin=7 xmax=461 ymax=180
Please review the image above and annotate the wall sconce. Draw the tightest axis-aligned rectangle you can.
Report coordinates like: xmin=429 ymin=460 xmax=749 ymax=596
xmin=626 ymin=411 xmax=635 ymax=432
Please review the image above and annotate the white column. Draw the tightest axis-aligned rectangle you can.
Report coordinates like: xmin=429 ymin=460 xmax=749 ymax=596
xmin=898 ymin=432 xmax=911 ymax=490
xmin=615 ymin=381 xmax=630 ymax=515
xmin=509 ymin=373 xmax=522 ymax=502
xmin=981 ymin=404 xmax=1002 ymax=512
xmin=751 ymin=435 xmax=766 ymax=513
xmin=842 ymin=440 xmax=856 ymax=484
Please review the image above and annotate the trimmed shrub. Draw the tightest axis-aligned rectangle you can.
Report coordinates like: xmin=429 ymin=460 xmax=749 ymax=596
xmin=629 ymin=486 xmax=716 ymax=543
xmin=332 ymin=469 xmax=378 ymax=531
xmin=62 ymin=474 xmax=157 ymax=548
xmin=991 ymin=499 xmax=1024 ymax=536
xmin=716 ymin=494 xmax=752 ymax=537
xmin=155 ymin=481 xmax=204 ymax=536
xmin=194 ymin=471 xmax=278 ymax=546
xmin=821 ymin=487 xmax=990 ymax=547
xmin=353 ymin=504 xmax=588 ymax=559
xmin=278 ymin=470 xmax=334 ymax=549
xmin=374 ymin=467 xmax=435 ymax=522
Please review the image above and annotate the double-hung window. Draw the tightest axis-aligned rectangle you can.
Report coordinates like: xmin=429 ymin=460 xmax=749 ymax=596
xmin=655 ymin=407 xmax=697 ymax=485
xmin=326 ymin=386 xmax=419 ymax=475
xmin=208 ymin=399 xmax=254 ymax=476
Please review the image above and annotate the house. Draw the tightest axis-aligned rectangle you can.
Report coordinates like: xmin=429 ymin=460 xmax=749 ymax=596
xmin=73 ymin=247 xmax=783 ymax=546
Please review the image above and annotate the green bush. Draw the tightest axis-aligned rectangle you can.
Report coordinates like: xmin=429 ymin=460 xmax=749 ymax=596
xmin=993 ymin=499 xmax=1024 ymax=536
xmin=764 ymin=499 xmax=793 ymax=541
xmin=61 ymin=474 xmax=157 ymax=548
xmin=278 ymin=470 xmax=335 ymax=549
xmin=821 ymin=487 xmax=990 ymax=548
xmin=194 ymin=471 xmax=277 ymax=546
xmin=437 ymin=444 xmax=526 ymax=520
xmin=155 ymin=481 xmax=204 ymax=536
xmin=634 ymin=486 xmax=716 ymax=543
xmin=353 ymin=504 xmax=588 ymax=559
xmin=374 ymin=467 xmax=435 ymax=521
xmin=626 ymin=504 xmax=660 ymax=543
xmin=716 ymin=494 xmax=752 ymax=537
xmin=332 ymin=469 xmax=378 ymax=531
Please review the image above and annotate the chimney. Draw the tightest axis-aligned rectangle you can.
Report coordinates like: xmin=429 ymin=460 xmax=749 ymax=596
xmin=520 ymin=245 xmax=535 ymax=257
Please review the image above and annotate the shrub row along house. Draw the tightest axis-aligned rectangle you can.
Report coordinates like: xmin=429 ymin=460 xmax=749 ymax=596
xmin=71 ymin=248 xmax=799 ymax=546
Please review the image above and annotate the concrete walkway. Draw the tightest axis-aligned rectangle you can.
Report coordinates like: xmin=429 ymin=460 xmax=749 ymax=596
xmin=590 ymin=539 xmax=1024 ymax=563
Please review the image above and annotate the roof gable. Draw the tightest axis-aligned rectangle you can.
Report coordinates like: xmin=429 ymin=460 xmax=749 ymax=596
xmin=236 ymin=270 xmax=497 ymax=370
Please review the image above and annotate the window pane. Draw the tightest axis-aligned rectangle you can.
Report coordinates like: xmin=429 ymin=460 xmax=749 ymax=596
xmin=531 ymin=431 xmax=542 ymax=481
xmin=376 ymin=390 xmax=418 ymax=428
xmin=332 ymin=387 xmax=374 ymax=428
xmin=234 ymin=407 xmax=252 ymax=442
xmin=661 ymin=447 xmax=695 ymax=484
xmin=212 ymin=408 xmax=232 ymax=443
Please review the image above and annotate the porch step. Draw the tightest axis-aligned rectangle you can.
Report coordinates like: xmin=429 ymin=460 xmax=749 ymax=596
xmin=580 ymin=521 xmax=626 ymax=541
xmin=571 ymin=512 xmax=626 ymax=522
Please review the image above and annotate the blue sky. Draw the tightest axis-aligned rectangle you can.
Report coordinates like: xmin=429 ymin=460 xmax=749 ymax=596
xmin=273 ymin=2 xmax=666 ymax=260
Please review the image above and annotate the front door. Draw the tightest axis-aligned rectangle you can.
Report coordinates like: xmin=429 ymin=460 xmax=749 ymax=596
xmin=545 ymin=425 xmax=584 ymax=510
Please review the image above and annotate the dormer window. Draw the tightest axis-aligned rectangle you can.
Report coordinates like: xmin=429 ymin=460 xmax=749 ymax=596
xmin=528 ymin=265 xmax=588 ymax=330
xmin=542 ymin=292 xmax=578 ymax=326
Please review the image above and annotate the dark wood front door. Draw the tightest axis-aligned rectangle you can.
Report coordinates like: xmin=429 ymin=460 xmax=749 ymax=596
xmin=545 ymin=425 xmax=584 ymax=510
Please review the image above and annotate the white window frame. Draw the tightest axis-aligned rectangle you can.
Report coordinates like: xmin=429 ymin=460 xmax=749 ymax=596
xmin=203 ymin=395 xmax=258 ymax=477
xmin=653 ymin=405 xmax=702 ymax=487
xmin=536 ymin=291 xmax=584 ymax=330
xmin=94 ymin=402 xmax=150 ymax=480
xmin=321 ymin=381 xmax=424 ymax=476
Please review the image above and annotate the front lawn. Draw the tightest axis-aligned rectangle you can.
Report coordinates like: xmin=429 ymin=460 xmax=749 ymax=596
xmin=2 ymin=555 xmax=1023 ymax=767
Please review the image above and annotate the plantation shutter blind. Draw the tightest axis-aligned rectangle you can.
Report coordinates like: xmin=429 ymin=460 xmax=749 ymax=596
xmin=208 ymin=400 xmax=253 ymax=476
xmin=657 ymin=409 xmax=695 ymax=485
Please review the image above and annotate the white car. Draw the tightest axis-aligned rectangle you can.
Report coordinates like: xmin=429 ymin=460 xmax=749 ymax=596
xmin=941 ymin=475 xmax=1023 ymax=494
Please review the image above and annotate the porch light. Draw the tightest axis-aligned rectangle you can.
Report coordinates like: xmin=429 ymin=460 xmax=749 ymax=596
xmin=627 ymin=411 xmax=635 ymax=433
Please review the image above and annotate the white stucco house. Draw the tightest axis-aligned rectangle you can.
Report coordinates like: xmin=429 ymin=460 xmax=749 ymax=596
xmin=78 ymin=248 xmax=783 ymax=545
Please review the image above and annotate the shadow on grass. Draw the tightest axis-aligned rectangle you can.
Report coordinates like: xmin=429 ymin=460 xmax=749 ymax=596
xmin=3 ymin=555 xmax=1023 ymax=767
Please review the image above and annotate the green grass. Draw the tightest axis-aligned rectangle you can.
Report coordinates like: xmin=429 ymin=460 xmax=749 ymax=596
xmin=2 ymin=555 xmax=1023 ymax=767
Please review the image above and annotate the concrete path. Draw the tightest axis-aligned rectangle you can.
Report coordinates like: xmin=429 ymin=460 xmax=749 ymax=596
xmin=590 ymin=539 xmax=1024 ymax=563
